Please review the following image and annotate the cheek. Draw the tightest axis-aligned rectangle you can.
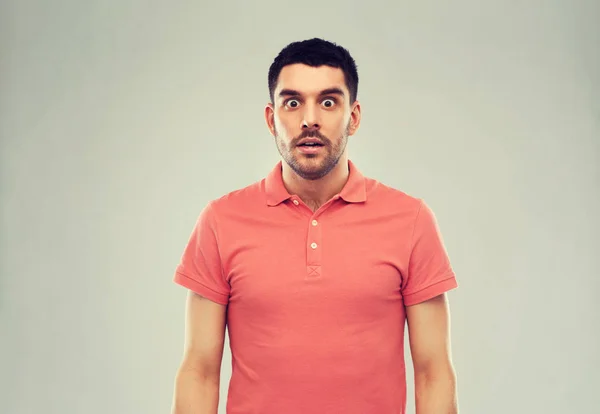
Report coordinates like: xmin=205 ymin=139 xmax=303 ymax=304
xmin=339 ymin=112 xmax=352 ymax=128
xmin=275 ymin=114 xmax=297 ymax=137
xmin=324 ymin=110 xmax=349 ymax=128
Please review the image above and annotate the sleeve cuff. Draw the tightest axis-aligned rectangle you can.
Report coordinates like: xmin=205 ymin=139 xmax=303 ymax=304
xmin=174 ymin=271 xmax=229 ymax=305
xmin=403 ymin=275 xmax=458 ymax=307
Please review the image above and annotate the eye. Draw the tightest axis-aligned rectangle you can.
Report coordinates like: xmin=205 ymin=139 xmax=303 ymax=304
xmin=285 ymin=99 xmax=300 ymax=108
xmin=322 ymin=98 xmax=336 ymax=108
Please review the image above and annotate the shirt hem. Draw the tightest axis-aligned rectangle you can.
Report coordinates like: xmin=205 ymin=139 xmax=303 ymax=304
xmin=174 ymin=271 xmax=229 ymax=305
xmin=403 ymin=275 xmax=458 ymax=306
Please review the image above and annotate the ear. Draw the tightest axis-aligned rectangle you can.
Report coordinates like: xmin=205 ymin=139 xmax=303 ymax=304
xmin=264 ymin=103 xmax=276 ymax=137
xmin=348 ymin=100 xmax=361 ymax=136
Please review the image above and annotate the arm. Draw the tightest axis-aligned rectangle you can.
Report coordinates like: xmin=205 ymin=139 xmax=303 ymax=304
xmin=171 ymin=291 xmax=227 ymax=414
xmin=406 ymin=293 xmax=458 ymax=414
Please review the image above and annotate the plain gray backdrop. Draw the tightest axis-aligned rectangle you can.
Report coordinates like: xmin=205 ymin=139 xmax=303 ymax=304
xmin=1 ymin=1 xmax=599 ymax=413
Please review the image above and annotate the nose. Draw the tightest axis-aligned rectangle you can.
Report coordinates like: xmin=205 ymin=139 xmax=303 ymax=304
xmin=301 ymin=102 xmax=320 ymax=130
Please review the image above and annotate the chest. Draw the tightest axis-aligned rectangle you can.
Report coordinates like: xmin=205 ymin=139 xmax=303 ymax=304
xmin=221 ymin=214 xmax=411 ymax=323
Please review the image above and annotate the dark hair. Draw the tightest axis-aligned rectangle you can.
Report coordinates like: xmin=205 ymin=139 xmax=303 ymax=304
xmin=268 ymin=38 xmax=359 ymax=104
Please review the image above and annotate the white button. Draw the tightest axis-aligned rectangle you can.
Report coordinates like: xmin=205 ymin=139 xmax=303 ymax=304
xmin=310 ymin=242 xmax=318 ymax=249
xmin=312 ymin=220 xmax=318 ymax=226
xmin=292 ymin=199 xmax=299 ymax=205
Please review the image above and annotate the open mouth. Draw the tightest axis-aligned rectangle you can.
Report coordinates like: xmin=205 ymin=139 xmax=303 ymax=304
xmin=298 ymin=143 xmax=324 ymax=154
xmin=298 ymin=143 xmax=324 ymax=147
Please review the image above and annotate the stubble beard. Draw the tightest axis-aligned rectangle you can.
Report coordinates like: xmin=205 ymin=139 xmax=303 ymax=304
xmin=274 ymin=122 xmax=351 ymax=181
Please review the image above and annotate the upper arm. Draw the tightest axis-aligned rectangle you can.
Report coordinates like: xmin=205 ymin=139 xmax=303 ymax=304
xmin=402 ymin=200 xmax=457 ymax=306
xmin=179 ymin=291 xmax=227 ymax=378
xmin=174 ymin=202 xmax=231 ymax=305
xmin=406 ymin=293 xmax=454 ymax=374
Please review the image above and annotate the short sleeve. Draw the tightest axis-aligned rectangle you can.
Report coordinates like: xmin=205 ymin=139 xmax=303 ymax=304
xmin=173 ymin=201 xmax=230 ymax=305
xmin=401 ymin=200 xmax=458 ymax=306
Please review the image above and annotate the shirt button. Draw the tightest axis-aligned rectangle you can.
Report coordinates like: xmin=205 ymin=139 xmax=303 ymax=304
xmin=292 ymin=199 xmax=299 ymax=205
xmin=312 ymin=220 xmax=318 ymax=226
xmin=310 ymin=242 xmax=318 ymax=249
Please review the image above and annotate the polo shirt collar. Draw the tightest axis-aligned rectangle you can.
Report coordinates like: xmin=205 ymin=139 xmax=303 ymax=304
xmin=265 ymin=159 xmax=367 ymax=206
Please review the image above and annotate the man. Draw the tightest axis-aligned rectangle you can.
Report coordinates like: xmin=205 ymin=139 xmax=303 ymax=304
xmin=171 ymin=38 xmax=458 ymax=414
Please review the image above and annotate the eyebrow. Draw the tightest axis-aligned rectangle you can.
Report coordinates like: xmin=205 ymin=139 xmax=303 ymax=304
xmin=278 ymin=87 xmax=346 ymax=99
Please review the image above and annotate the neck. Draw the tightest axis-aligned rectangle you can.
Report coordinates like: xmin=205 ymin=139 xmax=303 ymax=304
xmin=281 ymin=156 xmax=350 ymax=210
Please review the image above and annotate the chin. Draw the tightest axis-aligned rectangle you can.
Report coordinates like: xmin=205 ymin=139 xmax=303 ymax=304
xmin=296 ymin=162 xmax=334 ymax=180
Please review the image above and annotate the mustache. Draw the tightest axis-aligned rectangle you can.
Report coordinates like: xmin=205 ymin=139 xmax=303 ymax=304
xmin=295 ymin=129 xmax=328 ymax=144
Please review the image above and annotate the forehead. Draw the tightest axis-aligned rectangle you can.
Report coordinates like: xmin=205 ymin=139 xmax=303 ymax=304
xmin=275 ymin=64 xmax=347 ymax=96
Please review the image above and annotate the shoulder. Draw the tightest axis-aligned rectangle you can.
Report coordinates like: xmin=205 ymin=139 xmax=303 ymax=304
xmin=204 ymin=177 xmax=266 ymax=217
xmin=364 ymin=175 xmax=424 ymax=216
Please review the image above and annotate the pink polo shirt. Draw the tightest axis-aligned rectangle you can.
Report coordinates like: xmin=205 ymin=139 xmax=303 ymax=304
xmin=174 ymin=159 xmax=458 ymax=414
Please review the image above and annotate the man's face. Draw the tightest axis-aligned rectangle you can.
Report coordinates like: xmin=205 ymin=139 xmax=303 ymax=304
xmin=266 ymin=64 xmax=360 ymax=180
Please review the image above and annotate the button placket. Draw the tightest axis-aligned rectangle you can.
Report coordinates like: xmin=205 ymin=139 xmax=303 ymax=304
xmin=306 ymin=214 xmax=323 ymax=278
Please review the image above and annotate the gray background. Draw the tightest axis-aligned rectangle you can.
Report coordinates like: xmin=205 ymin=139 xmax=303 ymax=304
xmin=1 ymin=0 xmax=598 ymax=413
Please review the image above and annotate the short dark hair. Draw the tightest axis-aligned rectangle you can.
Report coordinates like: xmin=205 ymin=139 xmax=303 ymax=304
xmin=268 ymin=38 xmax=359 ymax=104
